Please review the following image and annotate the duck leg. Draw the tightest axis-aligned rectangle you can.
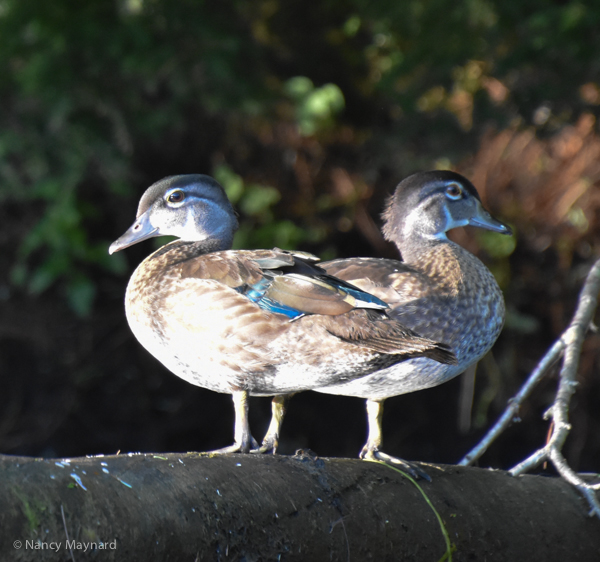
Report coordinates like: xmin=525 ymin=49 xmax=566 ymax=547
xmin=208 ymin=390 xmax=258 ymax=454
xmin=359 ymin=398 xmax=431 ymax=481
xmin=252 ymin=394 xmax=293 ymax=454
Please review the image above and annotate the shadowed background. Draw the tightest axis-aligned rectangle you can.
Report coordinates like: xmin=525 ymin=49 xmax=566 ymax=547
xmin=0 ymin=0 xmax=599 ymax=472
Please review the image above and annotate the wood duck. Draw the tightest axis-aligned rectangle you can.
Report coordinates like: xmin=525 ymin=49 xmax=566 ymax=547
xmin=109 ymin=174 xmax=456 ymax=455
xmin=321 ymin=170 xmax=512 ymax=465
xmin=261 ymin=171 xmax=511 ymax=471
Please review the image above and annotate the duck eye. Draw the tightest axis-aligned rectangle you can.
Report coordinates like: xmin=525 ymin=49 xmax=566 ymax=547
xmin=445 ymin=182 xmax=463 ymax=200
xmin=167 ymin=190 xmax=185 ymax=204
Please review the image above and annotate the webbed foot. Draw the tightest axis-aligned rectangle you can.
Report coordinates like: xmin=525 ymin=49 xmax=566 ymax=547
xmin=360 ymin=446 xmax=431 ymax=481
xmin=208 ymin=435 xmax=260 ymax=455
xmin=250 ymin=434 xmax=278 ymax=454
xmin=250 ymin=394 xmax=292 ymax=455
xmin=205 ymin=390 xmax=259 ymax=454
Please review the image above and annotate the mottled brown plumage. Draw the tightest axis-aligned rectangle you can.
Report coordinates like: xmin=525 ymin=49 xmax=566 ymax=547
xmin=125 ymin=243 xmax=454 ymax=394
xmin=323 ymin=242 xmax=506 ymax=379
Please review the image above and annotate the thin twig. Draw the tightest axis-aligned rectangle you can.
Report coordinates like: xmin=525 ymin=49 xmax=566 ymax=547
xmin=460 ymin=258 xmax=600 ymax=517
xmin=61 ymin=503 xmax=76 ymax=562
xmin=458 ymin=339 xmax=564 ymax=465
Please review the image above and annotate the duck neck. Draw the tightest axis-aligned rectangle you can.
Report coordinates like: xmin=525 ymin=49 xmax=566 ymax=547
xmin=185 ymin=202 xmax=237 ymax=252
xmin=194 ymin=232 xmax=234 ymax=253
xmin=387 ymin=201 xmax=454 ymax=264
xmin=395 ymin=221 xmax=451 ymax=265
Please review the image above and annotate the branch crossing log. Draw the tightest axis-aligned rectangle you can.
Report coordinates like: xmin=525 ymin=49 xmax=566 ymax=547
xmin=0 ymin=452 xmax=598 ymax=561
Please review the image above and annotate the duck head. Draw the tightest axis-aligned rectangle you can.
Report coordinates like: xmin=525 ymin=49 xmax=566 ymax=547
xmin=381 ymin=170 xmax=511 ymax=254
xmin=109 ymin=174 xmax=239 ymax=254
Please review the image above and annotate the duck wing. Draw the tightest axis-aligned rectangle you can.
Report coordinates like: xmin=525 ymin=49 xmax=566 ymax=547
xmin=321 ymin=257 xmax=436 ymax=306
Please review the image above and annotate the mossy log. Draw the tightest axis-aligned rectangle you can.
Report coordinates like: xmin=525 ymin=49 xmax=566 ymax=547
xmin=0 ymin=452 xmax=598 ymax=561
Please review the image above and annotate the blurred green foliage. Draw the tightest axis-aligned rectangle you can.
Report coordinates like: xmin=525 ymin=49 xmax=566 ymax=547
xmin=284 ymin=77 xmax=345 ymax=136
xmin=477 ymin=229 xmax=517 ymax=260
xmin=0 ymin=0 xmax=598 ymax=314
xmin=214 ymin=163 xmax=311 ymax=250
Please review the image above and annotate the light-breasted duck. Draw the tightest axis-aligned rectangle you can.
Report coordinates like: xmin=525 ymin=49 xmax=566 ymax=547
xmin=109 ymin=174 xmax=456 ymax=456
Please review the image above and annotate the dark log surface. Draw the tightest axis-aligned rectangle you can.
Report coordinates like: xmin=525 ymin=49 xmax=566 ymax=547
xmin=1 ymin=452 xmax=598 ymax=561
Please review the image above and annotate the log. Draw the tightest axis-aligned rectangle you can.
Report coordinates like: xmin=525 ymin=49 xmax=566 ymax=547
xmin=0 ymin=452 xmax=598 ymax=561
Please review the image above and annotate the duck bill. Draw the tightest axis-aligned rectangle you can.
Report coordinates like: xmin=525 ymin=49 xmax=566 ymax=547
xmin=468 ymin=202 xmax=512 ymax=235
xmin=109 ymin=210 xmax=159 ymax=254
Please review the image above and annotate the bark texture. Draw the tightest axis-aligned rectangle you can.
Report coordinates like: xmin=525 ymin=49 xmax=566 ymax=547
xmin=0 ymin=452 xmax=598 ymax=561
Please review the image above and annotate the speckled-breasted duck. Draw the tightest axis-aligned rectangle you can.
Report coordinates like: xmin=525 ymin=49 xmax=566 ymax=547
xmin=261 ymin=171 xmax=511 ymax=469
xmin=320 ymin=170 xmax=512 ymax=464
xmin=109 ymin=174 xmax=456 ymax=455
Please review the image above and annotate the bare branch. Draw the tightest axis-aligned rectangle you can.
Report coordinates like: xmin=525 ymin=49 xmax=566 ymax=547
xmin=458 ymin=339 xmax=564 ymax=465
xmin=460 ymin=258 xmax=600 ymax=517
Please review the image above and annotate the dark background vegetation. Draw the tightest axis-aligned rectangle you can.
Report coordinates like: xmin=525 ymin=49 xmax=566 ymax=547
xmin=0 ymin=0 xmax=599 ymax=473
